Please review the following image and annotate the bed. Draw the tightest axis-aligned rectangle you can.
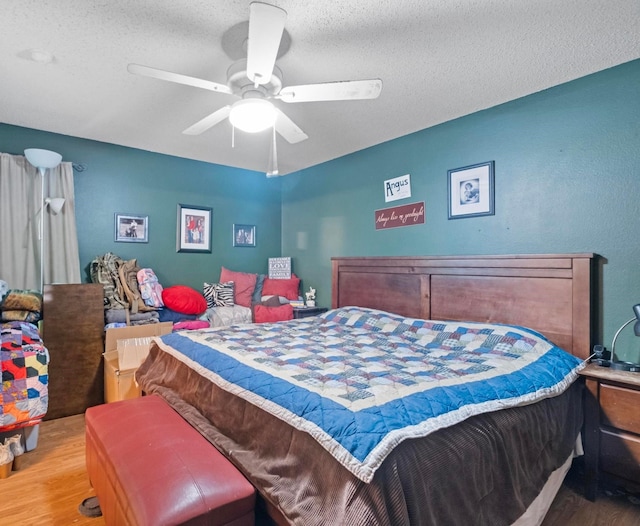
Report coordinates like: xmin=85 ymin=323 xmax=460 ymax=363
xmin=136 ymin=253 xmax=595 ymax=525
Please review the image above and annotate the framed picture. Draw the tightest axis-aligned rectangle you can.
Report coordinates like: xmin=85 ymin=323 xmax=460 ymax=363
xmin=115 ymin=213 xmax=148 ymax=243
xmin=176 ymin=204 xmax=212 ymax=253
xmin=233 ymin=224 xmax=256 ymax=247
xmin=448 ymin=161 xmax=495 ymax=219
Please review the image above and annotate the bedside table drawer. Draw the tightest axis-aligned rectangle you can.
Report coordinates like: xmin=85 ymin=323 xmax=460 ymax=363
xmin=600 ymin=429 xmax=640 ymax=483
xmin=600 ymin=383 xmax=640 ymax=434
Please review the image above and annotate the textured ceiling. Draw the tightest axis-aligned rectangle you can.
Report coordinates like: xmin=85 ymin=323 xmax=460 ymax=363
xmin=1 ymin=1 xmax=639 ymax=175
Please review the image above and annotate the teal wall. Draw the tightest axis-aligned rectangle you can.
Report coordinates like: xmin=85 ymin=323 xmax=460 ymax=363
xmin=282 ymin=59 xmax=640 ymax=362
xmin=3 ymin=59 xmax=639 ymax=361
xmin=0 ymin=126 xmax=282 ymax=289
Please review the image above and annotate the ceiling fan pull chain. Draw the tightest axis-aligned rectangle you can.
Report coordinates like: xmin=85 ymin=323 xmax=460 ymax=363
xmin=272 ymin=125 xmax=278 ymax=174
xmin=231 ymin=125 xmax=235 ymax=148
xmin=267 ymin=125 xmax=278 ymax=177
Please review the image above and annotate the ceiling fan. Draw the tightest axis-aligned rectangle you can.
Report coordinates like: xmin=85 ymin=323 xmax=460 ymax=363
xmin=127 ymin=1 xmax=382 ymax=175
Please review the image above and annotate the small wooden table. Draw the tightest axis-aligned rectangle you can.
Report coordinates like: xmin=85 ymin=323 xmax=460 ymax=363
xmin=293 ymin=306 xmax=328 ymax=319
xmin=579 ymin=362 xmax=640 ymax=500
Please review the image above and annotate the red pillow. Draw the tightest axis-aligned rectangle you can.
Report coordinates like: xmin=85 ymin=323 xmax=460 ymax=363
xmin=219 ymin=267 xmax=258 ymax=308
xmin=254 ymin=304 xmax=293 ymax=323
xmin=161 ymin=285 xmax=207 ymax=315
xmin=261 ymin=274 xmax=300 ymax=301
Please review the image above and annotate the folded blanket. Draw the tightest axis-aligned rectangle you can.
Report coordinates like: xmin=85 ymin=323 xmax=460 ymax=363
xmin=105 ymin=309 xmax=159 ymax=324
xmin=173 ymin=320 xmax=210 ymax=331
xmin=157 ymin=307 xmax=197 ymax=323
xmin=0 ymin=289 xmax=43 ymax=323
xmin=0 ymin=289 xmax=42 ymax=311
xmin=0 ymin=310 xmax=41 ymax=324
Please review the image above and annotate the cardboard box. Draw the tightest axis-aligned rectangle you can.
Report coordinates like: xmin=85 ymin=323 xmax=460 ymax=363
xmin=117 ymin=337 xmax=154 ymax=370
xmin=103 ymin=322 xmax=172 ymax=403
xmin=103 ymin=352 xmax=139 ymax=403
xmin=104 ymin=322 xmax=173 ymax=355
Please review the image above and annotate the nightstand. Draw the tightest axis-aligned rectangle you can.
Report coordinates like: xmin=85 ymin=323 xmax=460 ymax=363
xmin=580 ymin=363 xmax=640 ymax=500
xmin=293 ymin=306 xmax=328 ymax=319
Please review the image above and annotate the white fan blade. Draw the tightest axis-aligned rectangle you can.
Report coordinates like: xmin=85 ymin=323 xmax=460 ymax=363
xmin=278 ymin=79 xmax=383 ymax=103
xmin=128 ymin=63 xmax=233 ymax=95
xmin=182 ymin=106 xmax=232 ymax=135
xmin=246 ymin=2 xmax=287 ymax=86
xmin=274 ymin=108 xmax=308 ymax=144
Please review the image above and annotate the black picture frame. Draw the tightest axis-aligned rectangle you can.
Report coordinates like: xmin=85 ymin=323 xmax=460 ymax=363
xmin=114 ymin=213 xmax=148 ymax=243
xmin=176 ymin=204 xmax=212 ymax=253
xmin=233 ymin=224 xmax=256 ymax=247
xmin=448 ymin=161 xmax=495 ymax=219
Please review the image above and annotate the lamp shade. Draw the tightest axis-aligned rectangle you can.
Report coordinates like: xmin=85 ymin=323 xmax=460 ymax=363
xmin=633 ymin=303 xmax=640 ymax=336
xmin=229 ymin=99 xmax=276 ymax=133
xmin=24 ymin=148 xmax=62 ymax=170
xmin=45 ymin=197 xmax=65 ymax=214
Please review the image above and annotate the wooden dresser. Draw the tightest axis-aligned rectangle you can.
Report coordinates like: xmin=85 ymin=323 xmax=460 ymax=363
xmin=580 ymin=363 xmax=640 ymax=500
xmin=42 ymin=283 xmax=105 ymax=420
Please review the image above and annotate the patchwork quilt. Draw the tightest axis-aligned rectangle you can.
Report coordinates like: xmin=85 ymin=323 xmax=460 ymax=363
xmin=155 ymin=306 xmax=584 ymax=482
xmin=1 ymin=321 xmax=49 ymax=430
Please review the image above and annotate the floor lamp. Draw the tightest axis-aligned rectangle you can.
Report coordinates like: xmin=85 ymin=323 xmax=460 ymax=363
xmin=24 ymin=148 xmax=63 ymax=292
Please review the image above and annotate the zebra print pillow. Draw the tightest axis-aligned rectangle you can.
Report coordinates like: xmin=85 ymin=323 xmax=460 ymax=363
xmin=203 ymin=281 xmax=235 ymax=308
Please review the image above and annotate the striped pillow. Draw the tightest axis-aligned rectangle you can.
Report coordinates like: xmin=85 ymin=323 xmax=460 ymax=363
xmin=203 ymin=281 xmax=235 ymax=308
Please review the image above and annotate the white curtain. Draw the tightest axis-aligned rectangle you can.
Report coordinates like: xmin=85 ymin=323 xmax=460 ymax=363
xmin=0 ymin=152 xmax=81 ymax=290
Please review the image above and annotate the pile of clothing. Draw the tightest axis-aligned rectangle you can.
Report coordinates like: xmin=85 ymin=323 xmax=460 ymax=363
xmin=90 ymin=253 xmax=163 ymax=327
xmin=89 ymin=253 xmax=204 ymax=328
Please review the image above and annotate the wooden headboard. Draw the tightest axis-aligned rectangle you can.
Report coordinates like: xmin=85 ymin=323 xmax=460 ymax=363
xmin=331 ymin=254 xmax=595 ymax=360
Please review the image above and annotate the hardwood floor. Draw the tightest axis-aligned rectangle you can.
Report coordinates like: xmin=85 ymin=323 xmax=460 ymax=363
xmin=0 ymin=415 xmax=104 ymax=526
xmin=542 ymin=458 xmax=640 ymax=526
xmin=1 ymin=414 xmax=638 ymax=525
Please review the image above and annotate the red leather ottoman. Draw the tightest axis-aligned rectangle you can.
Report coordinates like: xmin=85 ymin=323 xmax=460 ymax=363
xmin=85 ymin=395 xmax=255 ymax=526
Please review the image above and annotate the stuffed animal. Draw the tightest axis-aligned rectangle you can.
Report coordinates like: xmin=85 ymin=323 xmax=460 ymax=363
xmin=305 ymin=287 xmax=316 ymax=306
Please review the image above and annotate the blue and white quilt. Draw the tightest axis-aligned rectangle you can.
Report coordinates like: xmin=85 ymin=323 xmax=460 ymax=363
xmin=155 ymin=307 xmax=584 ymax=482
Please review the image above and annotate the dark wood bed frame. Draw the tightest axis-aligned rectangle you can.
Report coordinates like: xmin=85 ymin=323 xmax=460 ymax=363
xmin=331 ymin=253 xmax=595 ymax=360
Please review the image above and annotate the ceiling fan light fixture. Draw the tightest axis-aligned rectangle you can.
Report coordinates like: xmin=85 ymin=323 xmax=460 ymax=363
xmin=229 ymin=99 xmax=276 ymax=133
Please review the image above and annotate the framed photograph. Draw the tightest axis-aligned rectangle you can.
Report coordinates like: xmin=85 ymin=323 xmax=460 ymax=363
xmin=233 ymin=224 xmax=256 ymax=247
xmin=176 ymin=204 xmax=212 ymax=253
xmin=115 ymin=213 xmax=148 ymax=243
xmin=448 ymin=161 xmax=495 ymax=219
